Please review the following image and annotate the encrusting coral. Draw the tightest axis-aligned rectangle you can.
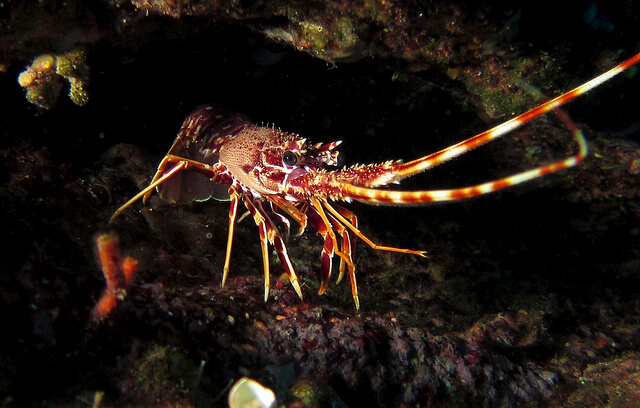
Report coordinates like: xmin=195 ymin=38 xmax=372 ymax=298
xmin=17 ymin=48 xmax=90 ymax=109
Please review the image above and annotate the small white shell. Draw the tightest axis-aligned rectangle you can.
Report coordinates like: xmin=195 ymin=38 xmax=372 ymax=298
xmin=228 ymin=377 xmax=277 ymax=408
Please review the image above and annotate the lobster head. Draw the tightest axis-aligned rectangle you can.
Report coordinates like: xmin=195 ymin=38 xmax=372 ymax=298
xmin=218 ymin=124 xmax=343 ymax=197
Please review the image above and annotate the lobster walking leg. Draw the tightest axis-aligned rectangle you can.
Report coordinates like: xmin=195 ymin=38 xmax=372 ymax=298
xmin=320 ymin=199 xmax=428 ymax=258
xmin=305 ymin=209 xmax=337 ymax=293
xmin=109 ymin=161 xmax=186 ymax=223
xmin=256 ymin=200 xmax=304 ymax=301
xmin=309 ymin=199 xmax=362 ymax=308
xmin=241 ymin=196 xmax=304 ymax=301
xmin=270 ymin=198 xmax=360 ymax=307
xmin=221 ymin=186 xmax=241 ymax=289
xmin=331 ymin=205 xmax=357 ymax=285
xmin=305 ymin=207 xmax=355 ymax=290
xmin=269 ymin=202 xmax=292 ymax=240
xmin=269 ymin=197 xmax=309 ymax=237
xmin=110 ymin=154 xmax=224 ymax=223
xmin=243 ymin=197 xmax=272 ymax=302
xmin=322 ymin=211 xmax=357 ymax=306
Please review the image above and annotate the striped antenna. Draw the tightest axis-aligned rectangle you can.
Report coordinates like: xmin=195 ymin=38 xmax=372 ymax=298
xmin=343 ymin=52 xmax=640 ymax=204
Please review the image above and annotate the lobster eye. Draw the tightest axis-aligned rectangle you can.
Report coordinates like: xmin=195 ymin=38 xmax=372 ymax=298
xmin=282 ymin=150 xmax=298 ymax=166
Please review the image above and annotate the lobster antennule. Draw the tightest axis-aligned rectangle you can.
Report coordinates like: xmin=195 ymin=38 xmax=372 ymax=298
xmin=340 ymin=51 xmax=640 ymax=205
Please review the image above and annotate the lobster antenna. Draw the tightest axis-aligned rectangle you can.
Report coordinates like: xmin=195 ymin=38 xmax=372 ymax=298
xmin=343 ymin=52 xmax=640 ymax=204
xmin=392 ymin=52 xmax=640 ymax=179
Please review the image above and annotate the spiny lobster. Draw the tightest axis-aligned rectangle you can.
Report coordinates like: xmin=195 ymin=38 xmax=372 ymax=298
xmin=111 ymin=52 xmax=640 ymax=309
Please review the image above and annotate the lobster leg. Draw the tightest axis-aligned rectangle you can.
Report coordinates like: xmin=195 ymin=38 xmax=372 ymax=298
xmin=331 ymin=205 xmax=358 ymax=285
xmin=321 ymin=200 xmax=428 ymax=261
xmin=270 ymin=198 xmax=309 ymax=237
xmin=270 ymin=198 xmax=357 ymax=305
xmin=268 ymin=202 xmax=292 ymax=240
xmin=143 ymin=154 xmax=178 ymax=203
xmin=272 ymin=233 xmax=304 ymax=301
xmin=145 ymin=154 xmax=224 ymax=203
xmin=323 ymin=210 xmax=357 ymax=306
xmin=333 ymin=218 xmax=355 ymax=287
xmin=110 ymin=154 xmax=224 ymax=223
xmin=306 ymin=206 xmax=356 ymax=289
xmin=221 ymin=186 xmax=241 ymax=289
xmin=305 ymin=208 xmax=337 ymax=294
xmin=240 ymin=196 xmax=273 ymax=302
xmin=309 ymin=198 xmax=361 ymax=308
xmin=256 ymin=201 xmax=304 ymax=301
xmin=242 ymin=196 xmax=304 ymax=302
xmin=110 ymin=160 xmax=187 ymax=223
